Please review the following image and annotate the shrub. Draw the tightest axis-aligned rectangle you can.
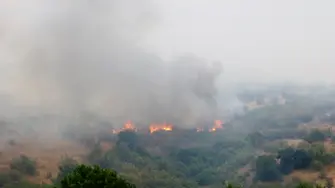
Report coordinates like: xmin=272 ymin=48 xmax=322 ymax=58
xmin=0 ymin=173 xmax=10 ymax=187
xmin=6 ymin=170 xmax=22 ymax=182
xmin=304 ymin=130 xmax=326 ymax=143
xmin=54 ymin=157 xmax=78 ymax=183
xmin=255 ymin=155 xmax=282 ymax=182
xmin=60 ymin=164 xmax=136 ymax=188
xmin=10 ymin=155 xmax=37 ymax=176
xmin=311 ymin=161 xmax=323 ymax=171
xmin=0 ymin=170 xmax=22 ymax=187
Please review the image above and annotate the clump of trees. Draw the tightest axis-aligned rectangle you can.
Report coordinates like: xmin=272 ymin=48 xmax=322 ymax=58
xmin=304 ymin=130 xmax=330 ymax=143
xmin=255 ymin=145 xmax=335 ymax=182
xmin=0 ymin=170 xmax=22 ymax=187
xmin=255 ymin=155 xmax=282 ymax=182
xmin=60 ymin=165 xmax=135 ymax=188
xmin=54 ymin=157 xmax=79 ymax=184
xmin=277 ymin=148 xmax=312 ymax=174
xmin=10 ymin=155 xmax=37 ymax=176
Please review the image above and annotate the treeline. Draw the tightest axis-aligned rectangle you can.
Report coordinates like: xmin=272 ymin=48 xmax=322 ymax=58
xmin=86 ymin=131 xmax=254 ymax=187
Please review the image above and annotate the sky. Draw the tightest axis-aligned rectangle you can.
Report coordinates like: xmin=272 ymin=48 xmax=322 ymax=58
xmin=0 ymin=0 xmax=230 ymax=124
xmin=142 ymin=0 xmax=335 ymax=83
xmin=0 ymin=0 xmax=333 ymax=122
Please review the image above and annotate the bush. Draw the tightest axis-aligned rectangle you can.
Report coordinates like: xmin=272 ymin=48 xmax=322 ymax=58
xmin=255 ymin=155 xmax=282 ymax=182
xmin=0 ymin=170 xmax=22 ymax=187
xmin=311 ymin=161 xmax=323 ymax=171
xmin=6 ymin=170 xmax=22 ymax=182
xmin=60 ymin=164 xmax=136 ymax=188
xmin=54 ymin=157 xmax=78 ymax=183
xmin=278 ymin=148 xmax=312 ymax=174
xmin=304 ymin=130 xmax=327 ymax=143
xmin=0 ymin=173 xmax=10 ymax=187
xmin=10 ymin=155 xmax=37 ymax=176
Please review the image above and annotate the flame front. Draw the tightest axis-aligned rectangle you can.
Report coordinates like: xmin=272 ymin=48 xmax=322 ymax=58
xmin=112 ymin=120 xmax=137 ymax=134
xmin=208 ymin=120 xmax=223 ymax=132
xmin=124 ymin=120 xmax=136 ymax=131
xmin=110 ymin=120 xmax=222 ymax=134
xmin=149 ymin=123 xmax=173 ymax=134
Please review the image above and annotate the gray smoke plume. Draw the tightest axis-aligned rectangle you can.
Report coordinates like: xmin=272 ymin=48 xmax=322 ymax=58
xmin=0 ymin=0 xmax=223 ymax=128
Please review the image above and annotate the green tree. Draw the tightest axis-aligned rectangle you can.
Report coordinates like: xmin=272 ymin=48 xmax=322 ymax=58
xmin=278 ymin=148 xmax=312 ymax=174
xmin=10 ymin=155 xmax=37 ymax=176
xmin=223 ymin=181 xmax=242 ymax=188
xmin=117 ymin=131 xmax=138 ymax=149
xmin=60 ymin=164 xmax=136 ymax=188
xmin=255 ymin=155 xmax=282 ymax=182
xmin=246 ymin=132 xmax=265 ymax=147
xmin=55 ymin=158 xmax=78 ymax=183
xmin=304 ymin=130 xmax=326 ymax=143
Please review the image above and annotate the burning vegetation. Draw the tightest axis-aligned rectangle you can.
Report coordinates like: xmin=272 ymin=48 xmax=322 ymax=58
xmin=209 ymin=120 xmax=224 ymax=132
xmin=112 ymin=121 xmax=174 ymax=134
xmin=197 ymin=120 xmax=224 ymax=133
xmin=112 ymin=121 xmax=137 ymax=134
xmin=111 ymin=120 xmax=224 ymax=134
xmin=149 ymin=123 xmax=173 ymax=134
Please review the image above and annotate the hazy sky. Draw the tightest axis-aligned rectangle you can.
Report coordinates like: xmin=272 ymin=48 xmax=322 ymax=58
xmin=142 ymin=0 xmax=335 ymax=83
xmin=0 ymin=0 xmax=333 ymax=119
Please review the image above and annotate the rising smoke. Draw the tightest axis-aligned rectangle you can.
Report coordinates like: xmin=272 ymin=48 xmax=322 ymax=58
xmin=0 ymin=0 xmax=223 ymax=128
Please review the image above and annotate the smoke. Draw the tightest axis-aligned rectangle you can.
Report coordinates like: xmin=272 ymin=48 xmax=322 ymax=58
xmin=0 ymin=0 xmax=223 ymax=128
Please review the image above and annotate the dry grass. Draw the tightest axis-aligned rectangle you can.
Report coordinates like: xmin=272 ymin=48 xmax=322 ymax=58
xmin=0 ymin=137 xmax=89 ymax=184
xmin=298 ymin=123 xmax=334 ymax=132
xmin=286 ymin=170 xmax=320 ymax=182
xmin=284 ymin=139 xmax=306 ymax=147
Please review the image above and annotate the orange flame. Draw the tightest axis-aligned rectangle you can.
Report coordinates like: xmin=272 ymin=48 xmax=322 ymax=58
xmin=208 ymin=120 xmax=224 ymax=132
xmin=112 ymin=120 xmax=137 ymax=134
xmin=149 ymin=123 xmax=173 ymax=134
xmin=124 ymin=120 xmax=136 ymax=131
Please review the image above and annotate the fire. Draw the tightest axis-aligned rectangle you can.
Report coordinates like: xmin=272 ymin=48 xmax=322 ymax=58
xmin=149 ymin=123 xmax=173 ymax=134
xmin=112 ymin=120 xmax=137 ymax=134
xmin=124 ymin=120 xmax=136 ymax=131
xmin=208 ymin=120 xmax=223 ymax=132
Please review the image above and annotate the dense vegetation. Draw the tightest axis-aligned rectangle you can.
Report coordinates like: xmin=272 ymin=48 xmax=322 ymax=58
xmin=1 ymin=84 xmax=335 ymax=187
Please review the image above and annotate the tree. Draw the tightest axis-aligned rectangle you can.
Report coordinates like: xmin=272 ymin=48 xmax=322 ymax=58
xmin=278 ymin=148 xmax=295 ymax=174
xmin=255 ymin=155 xmax=282 ymax=182
xmin=117 ymin=131 xmax=138 ymax=149
xmin=223 ymin=181 xmax=242 ymax=188
xmin=60 ymin=164 xmax=136 ymax=188
xmin=293 ymin=149 xmax=312 ymax=169
xmin=304 ymin=130 xmax=326 ymax=143
xmin=278 ymin=148 xmax=312 ymax=174
xmin=55 ymin=158 xmax=78 ymax=183
xmin=246 ymin=132 xmax=265 ymax=147
xmin=10 ymin=155 xmax=37 ymax=176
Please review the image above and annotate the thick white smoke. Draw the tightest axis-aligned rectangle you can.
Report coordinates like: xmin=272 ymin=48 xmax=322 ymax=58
xmin=0 ymin=0 xmax=223 ymax=128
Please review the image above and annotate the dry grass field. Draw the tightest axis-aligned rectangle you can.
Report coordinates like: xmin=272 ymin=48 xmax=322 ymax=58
xmin=0 ymin=137 xmax=89 ymax=184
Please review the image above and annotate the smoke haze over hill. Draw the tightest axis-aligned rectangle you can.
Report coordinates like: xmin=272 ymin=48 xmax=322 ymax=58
xmin=0 ymin=0 xmax=225 ymax=128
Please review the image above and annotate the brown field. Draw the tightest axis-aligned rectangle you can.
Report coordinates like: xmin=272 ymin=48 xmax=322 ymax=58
xmin=0 ymin=137 xmax=89 ymax=184
xmin=285 ymin=170 xmax=320 ymax=182
xmin=284 ymin=139 xmax=306 ymax=147
xmin=298 ymin=123 xmax=334 ymax=132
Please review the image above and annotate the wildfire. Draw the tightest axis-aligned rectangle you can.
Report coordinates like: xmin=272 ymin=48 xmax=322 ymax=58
xmin=112 ymin=120 xmax=137 ymax=134
xmin=197 ymin=120 xmax=224 ymax=133
xmin=209 ymin=120 xmax=223 ymax=132
xmin=124 ymin=120 xmax=136 ymax=130
xmin=110 ymin=120 xmax=223 ymax=134
xmin=149 ymin=123 xmax=173 ymax=134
